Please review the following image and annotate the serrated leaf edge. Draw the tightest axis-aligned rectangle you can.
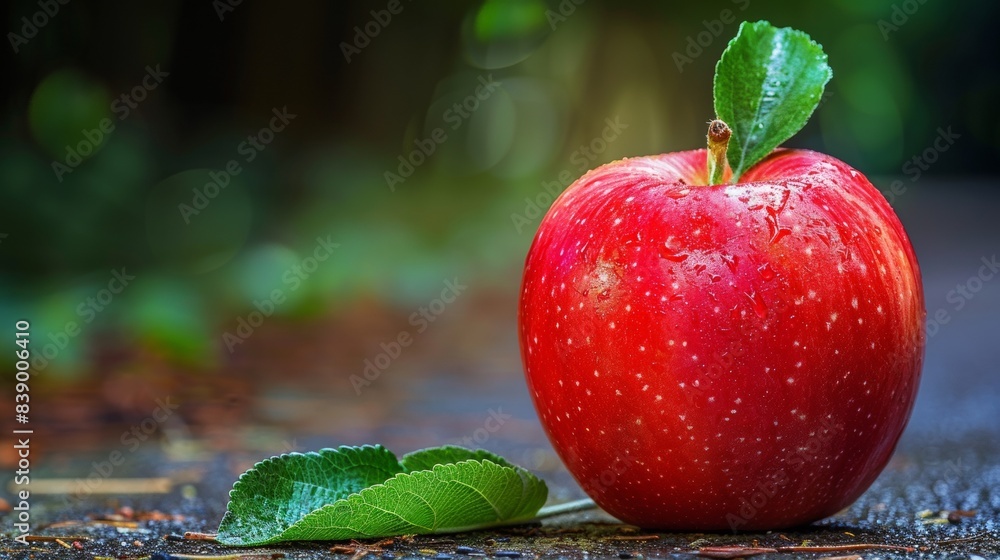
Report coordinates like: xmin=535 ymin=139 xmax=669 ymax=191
xmin=400 ymin=445 xmax=517 ymax=472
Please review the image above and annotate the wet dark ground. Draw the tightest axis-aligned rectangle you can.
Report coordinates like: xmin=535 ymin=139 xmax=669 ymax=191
xmin=2 ymin=182 xmax=999 ymax=558
xmin=4 ymin=434 xmax=999 ymax=560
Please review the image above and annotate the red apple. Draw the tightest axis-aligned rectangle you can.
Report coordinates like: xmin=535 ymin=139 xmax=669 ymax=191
xmin=518 ymin=147 xmax=924 ymax=530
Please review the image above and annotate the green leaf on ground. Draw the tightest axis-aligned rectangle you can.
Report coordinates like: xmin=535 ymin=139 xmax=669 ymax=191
xmin=714 ymin=20 xmax=832 ymax=181
xmin=216 ymin=445 xmax=548 ymax=546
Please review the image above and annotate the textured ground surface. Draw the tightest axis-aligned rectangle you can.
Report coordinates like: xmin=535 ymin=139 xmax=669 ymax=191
xmin=2 ymin=182 xmax=998 ymax=558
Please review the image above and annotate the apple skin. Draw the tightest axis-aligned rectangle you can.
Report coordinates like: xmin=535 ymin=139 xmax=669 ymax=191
xmin=518 ymin=148 xmax=924 ymax=530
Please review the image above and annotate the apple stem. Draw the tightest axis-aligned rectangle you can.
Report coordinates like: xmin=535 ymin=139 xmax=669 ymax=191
xmin=707 ymin=119 xmax=731 ymax=185
xmin=534 ymin=498 xmax=598 ymax=519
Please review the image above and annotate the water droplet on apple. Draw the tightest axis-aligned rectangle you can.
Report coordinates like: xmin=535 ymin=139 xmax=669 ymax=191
xmin=660 ymin=240 xmax=688 ymax=262
xmin=660 ymin=250 xmax=688 ymax=263
xmin=769 ymin=228 xmax=792 ymax=244
xmin=721 ymin=254 xmax=739 ymax=274
xmin=745 ymin=290 xmax=768 ymax=320
xmin=758 ymin=263 xmax=776 ymax=281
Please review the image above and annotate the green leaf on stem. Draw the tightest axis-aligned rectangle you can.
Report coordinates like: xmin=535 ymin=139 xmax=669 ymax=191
xmin=714 ymin=20 xmax=832 ymax=182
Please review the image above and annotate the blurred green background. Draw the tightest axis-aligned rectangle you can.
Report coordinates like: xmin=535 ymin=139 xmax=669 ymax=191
xmin=1 ymin=0 xmax=997 ymax=384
